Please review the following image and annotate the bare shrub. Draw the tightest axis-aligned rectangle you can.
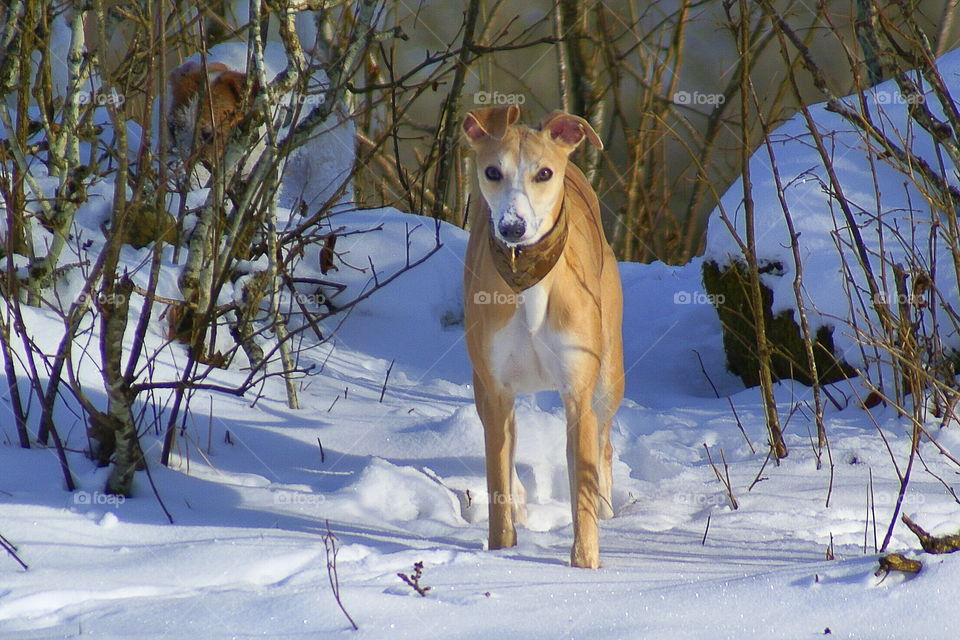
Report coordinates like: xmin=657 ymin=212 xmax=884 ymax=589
xmin=706 ymin=0 xmax=960 ymax=535
xmin=0 ymin=1 xmax=440 ymax=495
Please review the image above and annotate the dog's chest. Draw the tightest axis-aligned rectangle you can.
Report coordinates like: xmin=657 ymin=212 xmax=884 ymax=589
xmin=489 ymin=283 xmax=570 ymax=394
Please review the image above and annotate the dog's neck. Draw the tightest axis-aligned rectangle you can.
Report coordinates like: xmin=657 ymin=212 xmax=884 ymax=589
xmin=488 ymin=195 xmax=568 ymax=293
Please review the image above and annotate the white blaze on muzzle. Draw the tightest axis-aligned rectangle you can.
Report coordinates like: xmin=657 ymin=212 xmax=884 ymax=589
xmin=492 ymin=183 xmax=550 ymax=246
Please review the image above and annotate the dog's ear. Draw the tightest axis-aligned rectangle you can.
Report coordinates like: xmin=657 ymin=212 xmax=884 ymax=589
xmin=462 ymin=105 xmax=521 ymax=143
xmin=540 ymin=111 xmax=603 ymax=151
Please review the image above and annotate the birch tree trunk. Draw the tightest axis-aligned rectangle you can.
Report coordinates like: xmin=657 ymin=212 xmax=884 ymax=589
xmin=99 ymin=275 xmax=144 ymax=496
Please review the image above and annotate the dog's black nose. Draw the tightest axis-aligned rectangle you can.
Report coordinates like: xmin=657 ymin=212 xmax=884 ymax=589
xmin=498 ymin=219 xmax=526 ymax=242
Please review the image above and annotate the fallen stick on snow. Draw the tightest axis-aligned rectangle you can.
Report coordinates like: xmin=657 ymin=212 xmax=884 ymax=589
xmin=901 ymin=513 xmax=960 ymax=554
xmin=1 ymin=531 xmax=28 ymax=571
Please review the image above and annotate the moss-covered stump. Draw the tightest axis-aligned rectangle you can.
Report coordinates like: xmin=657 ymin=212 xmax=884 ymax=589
xmin=702 ymin=259 xmax=855 ymax=387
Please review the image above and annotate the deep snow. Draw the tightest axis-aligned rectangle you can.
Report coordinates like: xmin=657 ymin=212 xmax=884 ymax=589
xmin=3 ymin=28 xmax=960 ymax=640
xmin=704 ymin=49 xmax=960 ymax=380
xmin=2 ymin=206 xmax=959 ymax=639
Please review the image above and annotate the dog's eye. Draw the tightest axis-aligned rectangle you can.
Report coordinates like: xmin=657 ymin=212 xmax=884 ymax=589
xmin=534 ymin=168 xmax=553 ymax=182
xmin=484 ymin=166 xmax=502 ymax=181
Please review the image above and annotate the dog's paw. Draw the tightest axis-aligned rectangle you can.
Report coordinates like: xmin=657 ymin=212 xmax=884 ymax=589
xmin=570 ymin=544 xmax=601 ymax=569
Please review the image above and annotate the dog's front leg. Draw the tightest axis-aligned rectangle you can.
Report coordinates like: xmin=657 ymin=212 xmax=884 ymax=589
xmin=474 ymin=373 xmax=520 ymax=549
xmin=564 ymin=389 xmax=601 ymax=568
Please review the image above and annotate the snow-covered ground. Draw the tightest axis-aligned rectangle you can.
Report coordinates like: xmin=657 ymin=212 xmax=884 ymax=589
xmin=4 ymin=29 xmax=960 ymax=640
xmin=2 ymin=204 xmax=959 ymax=639
xmin=704 ymin=49 xmax=960 ymax=380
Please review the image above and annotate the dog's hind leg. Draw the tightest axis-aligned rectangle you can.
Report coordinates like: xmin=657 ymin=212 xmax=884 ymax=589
xmin=511 ymin=466 xmax=528 ymax=527
xmin=593 ymin=363 xmax=623 ymax=520
xmin=596 ymin=256 xmax=624 ymax=521
xmin=595 ymin=301 xmax=624 ymax=521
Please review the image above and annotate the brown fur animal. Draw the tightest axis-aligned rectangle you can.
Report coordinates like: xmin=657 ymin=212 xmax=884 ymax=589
xmin=168 ymin=60 xmax=256 ymax=167
xmin=462 ymin=105 xmax=624 ymax=568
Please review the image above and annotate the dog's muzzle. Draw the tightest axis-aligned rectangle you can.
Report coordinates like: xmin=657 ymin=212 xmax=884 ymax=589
xmin=488 ymin=201 xmax=568 ymax=293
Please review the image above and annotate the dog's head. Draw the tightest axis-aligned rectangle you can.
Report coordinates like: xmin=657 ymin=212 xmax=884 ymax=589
xmin=462 ymin=105 xmax=602 ymax=246
xmin=168 ymin=60 xmax=258 ymax=166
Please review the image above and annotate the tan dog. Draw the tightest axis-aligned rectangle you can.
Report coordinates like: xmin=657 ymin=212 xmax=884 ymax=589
xmin=462 ymin=105 xmax=624 ymax=568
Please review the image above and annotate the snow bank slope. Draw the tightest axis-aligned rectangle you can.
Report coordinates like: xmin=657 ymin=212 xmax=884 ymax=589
xmin=704 ymin=49 xmax=960 ymax=377
xmin=3 ymin=206 xmax=960 ymax=638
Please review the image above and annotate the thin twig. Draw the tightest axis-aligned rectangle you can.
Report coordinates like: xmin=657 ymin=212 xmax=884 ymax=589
xmin=0 ymin=531 xmax=28 ymax=571
xmin=323 ymin=520 xmax=358 ymax=630
xmin=749 ymin=448 xmax=773 ymax=492
xmin=692 ymin=349 xmax=719 ymax=398
xmin=727 ymin=398 xmax=755 ymax=454
xmin=397 ymin=561 xmax=432 ymax=597
xmin=379 ymin=359 xmax=395 ymax=403
xmin=703 ymin=443 xmax=738 ymax=510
